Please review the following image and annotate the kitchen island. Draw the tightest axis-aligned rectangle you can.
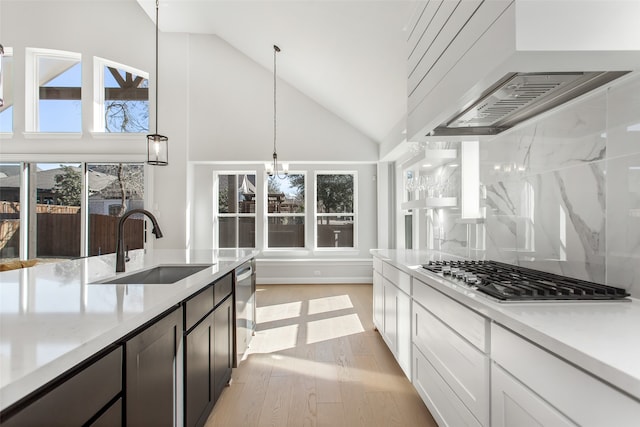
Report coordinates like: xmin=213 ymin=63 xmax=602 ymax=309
xmin=372 ymin=249 xmax=640 ymax=427
xmin=0 ymin=248 xmax=257 ymax=425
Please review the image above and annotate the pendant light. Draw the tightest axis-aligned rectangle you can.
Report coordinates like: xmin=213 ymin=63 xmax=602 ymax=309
xmin=0 ymin=44 xmax=4 ymax=108
xmin=147 ymin=0 xmax=168 ymax=166
xmin=266 ymin=45 xmax=288 ymax=178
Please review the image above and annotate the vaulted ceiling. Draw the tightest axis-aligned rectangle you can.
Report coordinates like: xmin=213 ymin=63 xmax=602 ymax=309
xmin=135 ymin=1 xmax=418 ymax=144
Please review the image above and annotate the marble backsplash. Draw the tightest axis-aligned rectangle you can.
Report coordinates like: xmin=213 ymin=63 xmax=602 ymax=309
xmin=431 ymin=72 xmax=640 ymax=298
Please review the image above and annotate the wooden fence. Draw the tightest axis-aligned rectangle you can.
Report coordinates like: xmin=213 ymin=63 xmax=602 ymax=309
xmin=0 ymin=213 xmax=144 ymax=258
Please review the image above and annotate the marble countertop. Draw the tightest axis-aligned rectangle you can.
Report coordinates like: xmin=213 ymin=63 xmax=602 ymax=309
xmin=0 ymin=248 xmax=258 ymax=412
xmin=371 ymin=249 xmax=640 ymax=402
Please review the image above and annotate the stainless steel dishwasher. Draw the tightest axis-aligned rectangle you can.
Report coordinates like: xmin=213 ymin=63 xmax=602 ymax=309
xmin=234 ymin=259 xmax=255 ymax=366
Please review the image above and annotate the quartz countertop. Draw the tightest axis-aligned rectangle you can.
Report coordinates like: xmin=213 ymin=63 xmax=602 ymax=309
xmin=371 ymin=249 xmax=640 ymax=402
xmin=0 ymin=249 xmax=258 ymax=412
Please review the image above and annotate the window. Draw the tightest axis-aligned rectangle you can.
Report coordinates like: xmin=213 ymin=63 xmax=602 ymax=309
xmin=0 ymin=46 xmax=13 ymax=133
xmin=26 ymin=48 xmax=82 ymax=132
xmin=0 ymin=163 xmax=21 ymax=260
xmin=34 ymin=163 xmax=82 ymax=259
xmin=217 ymin=173 xmax=256 ymax=248
xmin=88 ymin=163 xmax=144 ymax=256
xmin=94 ymin=57 xmax=149 ymax=133
xmin=267 ymin=174 xmax=305 ymax=248
xmin=315 ymin=173 xmax=355 ymax=248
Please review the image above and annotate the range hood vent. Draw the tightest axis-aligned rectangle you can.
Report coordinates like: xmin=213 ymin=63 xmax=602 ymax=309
xmin=430 ymin=71 xmax=629 ymax=137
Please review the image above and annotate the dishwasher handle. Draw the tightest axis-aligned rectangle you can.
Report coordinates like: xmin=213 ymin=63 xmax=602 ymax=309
xmin=236 ymin=265 xmax=253 ymax=282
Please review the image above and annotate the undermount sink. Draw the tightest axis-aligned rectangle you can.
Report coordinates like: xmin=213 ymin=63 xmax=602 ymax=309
xmin=96 ymin=265 xmax=213 ymax=285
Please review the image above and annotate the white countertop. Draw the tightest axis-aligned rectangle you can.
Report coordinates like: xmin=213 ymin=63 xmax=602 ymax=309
xmin=0 ymin=249 xmax=257 ymax=412
xmin=371 ymin=249 xmax=640 ymax=402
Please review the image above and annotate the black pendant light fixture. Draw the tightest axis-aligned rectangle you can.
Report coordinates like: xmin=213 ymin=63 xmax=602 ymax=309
xmin=147 ymin=0 xmax=168 ymax=166
xmin=266 ymin=45 xmax=288 ymax=178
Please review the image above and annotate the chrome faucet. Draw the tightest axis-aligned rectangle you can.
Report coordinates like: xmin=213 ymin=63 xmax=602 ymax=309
xmin=115 ymin=209 xmax=163 ymax=272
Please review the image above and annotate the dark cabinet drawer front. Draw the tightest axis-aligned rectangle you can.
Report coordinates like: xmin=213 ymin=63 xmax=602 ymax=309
xmin=185 ymin=286 xmax=214 ymax=331
xmin=3 ymin=346 xmax=122 ymax=427
xmin=90 ymin=398 xmax=122 ymax=427
xmin=214 ymin=273 xmax=233 ymax=307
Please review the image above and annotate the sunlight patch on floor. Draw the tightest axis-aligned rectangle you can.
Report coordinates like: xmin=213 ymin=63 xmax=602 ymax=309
xmin=253 ymin=324 xmax=300 ymax=353
xmin=306 ymin=313 xmax=364 ymax=344
xmin=256 ymin=300 xmax=302 ymax=323
xmin=307 ymin=294 xmax=354 ymax=315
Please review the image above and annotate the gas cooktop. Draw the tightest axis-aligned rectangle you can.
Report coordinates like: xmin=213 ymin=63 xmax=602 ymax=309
xmin=422 ymin=260 xmax=630 ymax=302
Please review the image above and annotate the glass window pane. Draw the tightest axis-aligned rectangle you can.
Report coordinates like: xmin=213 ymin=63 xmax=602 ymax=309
xmin=238 ymin=174 xmax=256 ymax=213
xmin=88 ymin=164 xmax=144 ymax=256
xmin=38 ymin=59 xmax=81 ymax=132
xmin=317 ymin=174 xmax=354 ymax=213
xmin=268 ymin=174 xmax=304 ymax=213
xmin=218 ymin=175 xmax=237 ymax=214
xmin=0 ymin=163 xmax=20 ymax=260
xmin=104 ymin=65 xmax=149 ymax=133
xmin=0 ymin=51 xmax=13 ymax=133
xmin=219 ymin=217 xmax=236 ymax=248
xmin=239 ymin=217 xmax=255 ymax=248
xmin=35 ymin=163 xmax=81 ymax=259
xmin=268 ymin=217 xmax=304 ymax=248
xmin=317 ymin=216 xmax=354 ymax=248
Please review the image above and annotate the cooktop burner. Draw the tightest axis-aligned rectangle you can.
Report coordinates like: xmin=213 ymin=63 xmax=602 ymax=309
xmin=422 ymin=260 xmax=630 ymax=302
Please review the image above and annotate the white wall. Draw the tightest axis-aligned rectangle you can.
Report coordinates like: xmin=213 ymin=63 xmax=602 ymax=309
xmin=2 ymin=1 xmax=380 ymax=282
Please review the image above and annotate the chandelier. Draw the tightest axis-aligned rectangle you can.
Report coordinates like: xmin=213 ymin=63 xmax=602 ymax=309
xmin=147 ymin=0 xmax=168 ymax=166
xmin=265 ymin=45 xmax=288 ymax=178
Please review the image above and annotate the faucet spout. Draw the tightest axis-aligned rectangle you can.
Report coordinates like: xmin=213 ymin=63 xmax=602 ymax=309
xmin=115 ymin=209 xmax=163 ymax=273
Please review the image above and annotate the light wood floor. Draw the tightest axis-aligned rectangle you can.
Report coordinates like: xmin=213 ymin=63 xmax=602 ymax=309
xmin=205 ymin=284 xmax=437 ymax=427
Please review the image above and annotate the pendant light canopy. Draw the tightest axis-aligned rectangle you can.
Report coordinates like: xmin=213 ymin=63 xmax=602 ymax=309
xmin=266 ymin=45 xmax=288 ymax=178
xmin=147 ymin=0 xmax=168 ymax=166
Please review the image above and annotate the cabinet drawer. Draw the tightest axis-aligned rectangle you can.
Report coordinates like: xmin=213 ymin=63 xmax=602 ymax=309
xmin=413 ymin=301 xmax=489 ymax=426
xmin=413 ymin=345 xmax=482 ymax=427
xmin=214 ymin=273 xmax=233 ymax=307
xmin=3 ymin=346 xmax=122 ymax=427
xmin=185 ymin=286 xmax=214 ymax=331
xmin=382 ymin=262 xmax=411 ymax=294
xmin=413 ymin=278 xmax=488 ymax=352
xmin=373 ymin=257 xmax=383 ymax=273
xmin=492 ymin=324 xmax=640 ymax=426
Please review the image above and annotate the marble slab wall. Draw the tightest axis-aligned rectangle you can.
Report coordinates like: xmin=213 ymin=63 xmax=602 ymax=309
xmin=423 ymin=72 xmax=640 ymax=297
xmin=480 ymin=72 xmax=640 ymax=297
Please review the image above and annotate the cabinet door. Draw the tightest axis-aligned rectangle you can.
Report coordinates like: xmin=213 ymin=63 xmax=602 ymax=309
xmin=185 ymin=312 xmax=214 ymax=427
xmin=396 ymin=289 xmax=411 ymax=378
xmin=126 ymin=307 xmax=182 ymax=427
xmin=492 ymin=365 xmax=576 ymax=427
xmin=213 ymin=296 xmax=233 ymax=404
xmin=372 ymin=270 xmax=384 ymax=330
xmin=382 ymin=278 xmax=397 ymax=352
xmin=89 ymin=398 xmax=122 ymax=427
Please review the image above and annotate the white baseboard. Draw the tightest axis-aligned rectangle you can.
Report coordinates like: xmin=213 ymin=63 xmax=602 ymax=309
xmin=255 ymin=258 xmax=373 ymax=285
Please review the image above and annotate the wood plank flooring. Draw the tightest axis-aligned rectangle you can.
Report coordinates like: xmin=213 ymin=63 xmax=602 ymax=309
xmin=205 ymin=284 xmax=437 ymax=427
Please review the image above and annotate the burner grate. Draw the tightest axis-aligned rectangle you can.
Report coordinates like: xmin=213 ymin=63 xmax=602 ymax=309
xmin=422 ymin=260 xmax=630 ymax=302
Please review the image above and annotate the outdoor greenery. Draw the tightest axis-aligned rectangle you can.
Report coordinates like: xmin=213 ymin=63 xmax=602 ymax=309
xmin=317 ymin=174 xmax=353 ymax=213
xmin=52 ymin=166 xmax=81 ymax=206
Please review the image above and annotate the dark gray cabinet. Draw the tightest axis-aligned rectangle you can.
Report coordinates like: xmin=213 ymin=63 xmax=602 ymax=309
xmin=184 ymin=272 xmax=234 ymax=427
xmin=0 ymin=346 xmax=122 ymax=427
xmin=126 ymin=307 xmax=182 ymax=427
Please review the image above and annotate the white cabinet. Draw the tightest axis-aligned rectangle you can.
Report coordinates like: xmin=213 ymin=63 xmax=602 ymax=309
xmin=492 ymin=364 xmax=576 ymax=427
xmin=492 ymin=324 xmax=640 ymax=427
xmin=372 ymin=258 xmax=412 ymax=379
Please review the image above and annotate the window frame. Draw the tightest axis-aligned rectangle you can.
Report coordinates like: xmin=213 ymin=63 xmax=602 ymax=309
xmin=265 ymin=171 xmax=306 ymax=249
xmin=214 ymin=171 xmax=257 ymax=249
xmin=92 ymin=56 xmax=149 ymax=135
xmin=25 ymin=47 xmax=82 ymax=135
xmin=0 ymin=46 xmax=14 ymax=135
xmin=314 ymin=171 xmax=358 ymax=250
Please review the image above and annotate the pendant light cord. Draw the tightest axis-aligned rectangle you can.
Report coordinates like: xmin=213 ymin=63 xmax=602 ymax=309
xmin=155 ymin=0 xmax=159 ymax=135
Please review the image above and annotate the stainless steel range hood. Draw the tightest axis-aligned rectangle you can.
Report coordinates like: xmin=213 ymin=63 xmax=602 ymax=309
xmin=430 ymin=71 xmax=629 ymax=137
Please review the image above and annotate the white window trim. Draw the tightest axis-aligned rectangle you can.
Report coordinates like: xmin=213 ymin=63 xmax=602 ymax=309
xmin=93 ymin=56 xmax=149 ymax=134
xmin=0 ymin=46 xmax=14 ymax=137
xmin=25 ymin=47 xmax=82 ymax=133
xmin=314 ymin=171 xmax=358 ymax=250
xmin=213 ymin=171 xmax=257 ymax=249
xmin=264 ymin=171 xmax=306 ymax=249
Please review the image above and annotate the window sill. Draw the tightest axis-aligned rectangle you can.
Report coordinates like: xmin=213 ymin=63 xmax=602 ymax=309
xmin=23 ymin=132 xmax=83 ymax=139
xmin=90 ymin=131 xmax=147 ymax=140
xmin=261 ymin=249 xmax=311 ymax=257
xmin=313 ymin=248 xmax=360 ymax=256
xmin=0 ymin=132 xmax=14 ymax=139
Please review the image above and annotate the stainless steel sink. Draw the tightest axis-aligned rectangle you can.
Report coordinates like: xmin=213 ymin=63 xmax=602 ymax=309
xmin=96 ymin=265 xmax=212 ymax=285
